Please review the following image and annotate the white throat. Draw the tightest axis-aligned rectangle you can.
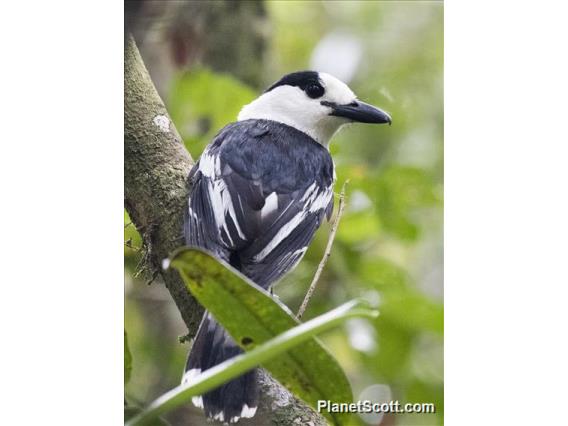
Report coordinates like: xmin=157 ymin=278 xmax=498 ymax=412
xmin=237 ymin=85 xmax=350 ymax=146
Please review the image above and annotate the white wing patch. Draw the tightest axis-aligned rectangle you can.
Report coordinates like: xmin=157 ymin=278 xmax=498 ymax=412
xmin=200 ymin=152 xmax=247 ymax=245
xmin=301 ymin=182 xmax=333 ymax=212
xmin=309 ymin=187 xmax=333 ymax=212
xmin=182 ymin=367 xmax=258 ymax=422
xmin=276 ymin=247 xmax=308 ymax=270
xmin=253 ymin=210 xmax=305 ymax=262
xmin=199 ymin=150 xmax=221 ymax=178
xmin=300 ymin=182 xmax=317 ymax=202
xmin=181 ymin=368 xmax=204 ymax=408
xmin=182 ymin=368 xmax=201 ymax=384
xmin=241 ymin=404 xmax=258 ymax=418
xmin=261 ymin=192 xmax=279 ymax=219
xmin=253 ymin=185 xmax=332 ymax=262
xmin=192 ymin=396 xmax=204 ymax=409
xmin=198 ymin=150 xmax=332 ymax=261
xmin=228 ymin=404 xmax=258 ymax=423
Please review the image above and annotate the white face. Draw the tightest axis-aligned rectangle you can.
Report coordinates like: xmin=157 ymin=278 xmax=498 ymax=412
xmin=238 ymin=72 xmax=358 ymax=146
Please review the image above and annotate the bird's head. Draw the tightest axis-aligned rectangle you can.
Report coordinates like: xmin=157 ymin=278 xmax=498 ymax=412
xmin=238 ymin=71 xmax=391 ymax=146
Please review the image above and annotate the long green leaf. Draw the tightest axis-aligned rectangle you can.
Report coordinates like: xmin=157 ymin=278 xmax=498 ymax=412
xmin=126 ymin=298 xmax=377 ymax=426
xmin=170 ymin=248 xmax=372 ymax=424
xmin=130 ymin=247 xmax=378 ymax=425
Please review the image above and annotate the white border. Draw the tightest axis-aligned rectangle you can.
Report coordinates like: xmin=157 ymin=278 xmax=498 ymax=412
xmin=0 ymin=1 xmax=123 ymax=424
xmin=446 ymin=1 xmax=568 ymax=424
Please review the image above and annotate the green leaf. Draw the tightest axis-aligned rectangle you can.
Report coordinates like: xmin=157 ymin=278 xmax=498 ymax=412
xmin=126 ymin=298 xmax=376 ymax=426
xmin=126 ymin=248 xmax=378 ymax=426
xmin=124 ymin=330 xmax=132 ymax=385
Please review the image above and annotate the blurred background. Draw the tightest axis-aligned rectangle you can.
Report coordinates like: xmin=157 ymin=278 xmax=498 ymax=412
xmin=125 ymin=1 xmax=443 ymax=425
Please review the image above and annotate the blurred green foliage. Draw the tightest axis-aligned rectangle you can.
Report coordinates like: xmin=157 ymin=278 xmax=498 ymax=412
xmin=125 ymin=330 xmax=132 ymax=385
xmin=126 ymin=2 xmax=443 ymax=425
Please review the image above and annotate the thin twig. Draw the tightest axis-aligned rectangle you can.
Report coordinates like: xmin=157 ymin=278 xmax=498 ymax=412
xmin=296 ymin=180 xmax=349 ymax=319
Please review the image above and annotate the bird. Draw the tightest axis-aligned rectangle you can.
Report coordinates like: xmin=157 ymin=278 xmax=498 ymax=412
xmin=182 ymin=70 xmax=391 ymax=423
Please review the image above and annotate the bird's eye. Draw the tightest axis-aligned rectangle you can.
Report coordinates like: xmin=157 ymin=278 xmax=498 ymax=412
xmin=305 ymin=83 xmax=324 ymax=99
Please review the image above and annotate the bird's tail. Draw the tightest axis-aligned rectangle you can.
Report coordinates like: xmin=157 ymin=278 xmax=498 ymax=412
xmin=183 ymin=312 xmax=259 ymax=423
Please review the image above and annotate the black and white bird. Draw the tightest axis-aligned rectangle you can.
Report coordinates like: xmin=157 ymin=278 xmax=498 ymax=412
xmin=182 ymin=71 xmax=391 ymax=423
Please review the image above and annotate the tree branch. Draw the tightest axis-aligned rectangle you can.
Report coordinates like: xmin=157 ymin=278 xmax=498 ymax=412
xmin=124 ymin=34 xmax=326 ymax=425
xmin=124 ymin=33 xmax=203 ymax=334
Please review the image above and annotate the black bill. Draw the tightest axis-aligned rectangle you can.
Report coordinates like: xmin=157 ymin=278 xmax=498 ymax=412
xmin=323 ymin=100 xmax=392 ymax=124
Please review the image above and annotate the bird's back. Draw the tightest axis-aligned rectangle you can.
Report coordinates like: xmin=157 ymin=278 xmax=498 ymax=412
xmin=185 ymin=118 xmax=335 ymax=288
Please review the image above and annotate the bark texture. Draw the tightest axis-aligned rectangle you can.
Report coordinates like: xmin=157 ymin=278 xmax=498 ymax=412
xmin=124 ymin=33 xmax=203 ymax=333
xmin=124 ymin=35 xmax=325 ymax=425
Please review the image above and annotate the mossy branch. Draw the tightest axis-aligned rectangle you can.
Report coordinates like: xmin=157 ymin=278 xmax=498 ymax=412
xmin=124 ymin=33 xmax=203 ymax=333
